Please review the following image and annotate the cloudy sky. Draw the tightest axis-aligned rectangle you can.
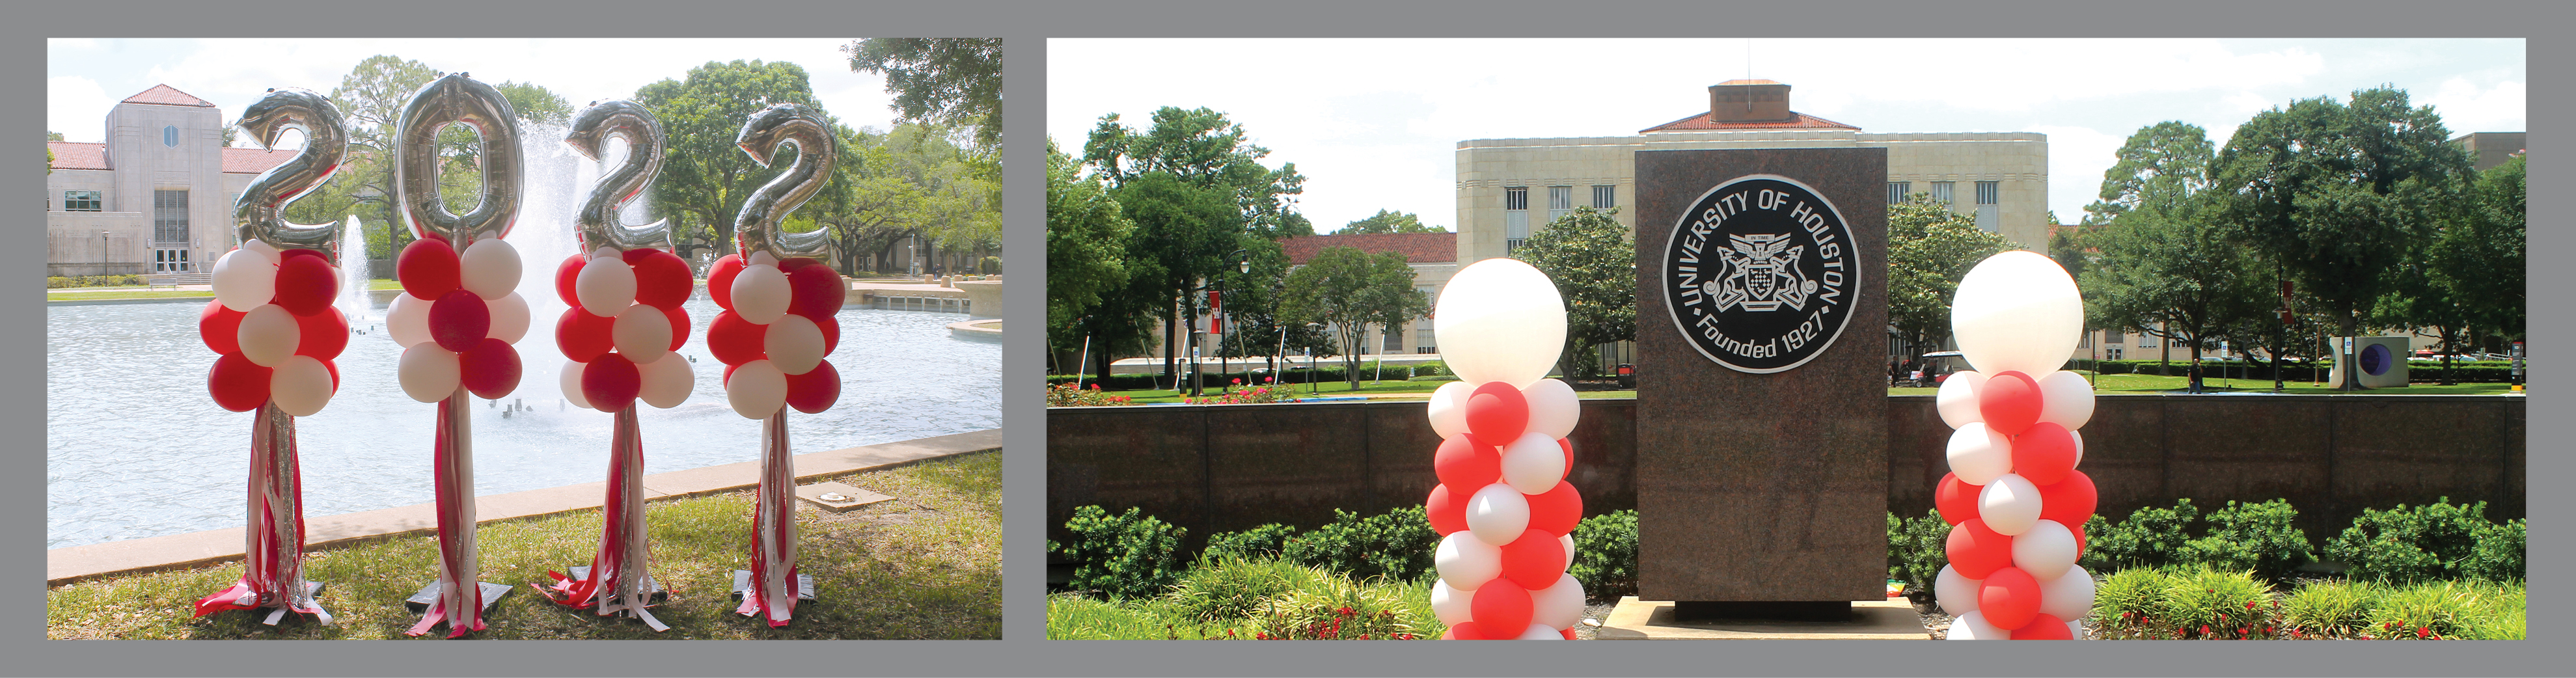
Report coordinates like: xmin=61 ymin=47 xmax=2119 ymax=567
xmin=1048 ymin=38 xmax=2525 ymax=230
xmin=48 ymin=38 xmax=900 ymax=146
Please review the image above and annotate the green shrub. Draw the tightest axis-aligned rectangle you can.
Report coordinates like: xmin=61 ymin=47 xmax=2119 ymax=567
xmin=1050 ymin=506 xmax=1188 ymax=600
xmin=2326 ymin=498 xmax=2487 ymax=584
xmin=46 ymin=275 xmax=146 ymax=289
xmin=1162 ymin=556 xmax=1316 ymax=623
xmin=2084 ymin=499 xmax=2200 ymax=571
xmin=2184 ymin=499 xmax=2313 ymax=580
xmin=1411 ymin=361 xmax=1447 ymax=377
xmin=1204 ymin=523 xmax=1298 ymax=563
xmin=2280 ymin=580 xmax=2379 ymax=638
xmin=1569 ymin=509 xmax=1637 ymax=600
xmin=1885 ymin=510 xmax=1949 ymax=591
xmin=1283 ymin=507 xmax=1438 ymax=583
xmin=1251 ymin=569 xmax=1428 ymax=640
xmin=2157 ymin=567 xmax=2275 ymax=639
xmin=2465 ymin=518 xmax=2526 ymax=583
xmin=2363 ymin=581 xmax=2480 ymax=639
xmin=2454 ymin=580 xmax=2527 ymax=640
xmin=2090 ymin=567 xmax=2169 ymax=638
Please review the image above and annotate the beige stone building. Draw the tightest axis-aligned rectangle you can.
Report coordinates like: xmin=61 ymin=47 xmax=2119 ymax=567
xmin=47 ymin=85 xmax=293 ymax=277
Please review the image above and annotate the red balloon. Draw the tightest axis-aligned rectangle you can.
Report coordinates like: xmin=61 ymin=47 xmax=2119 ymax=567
xmin=1464 ymin=381 xmax=1529 ymax=444
xmin=1470 ymin=579 xmax=1534 ymax=640
xmin=2072 ymin=526 xmax=2089 ymax=560
xmin=555 ymin=307 xmax=616 ymax=362
xmin=271 ymin=253 xmax=339 ymax=317
xmin=663 ymin=303 xmax=692 ymax=350
xmin=1945 ymin=519 xmax=2014 ymax=580
xmin=581 ymin=352 xmax=642 ymax=412
xmin=199 ymin=300 xmax=244 ymax=355
xmin=814 ymin=313 xmax=840 ymax=356
xmin=553 ymin=253 xmax=586 ymax=307
xmin=2010 ymin=613 xmax=2071 ymax=639
xmin=1979 ymin=371 xmax=2042 ymax=435
xmin=787 ymin=262 xmax=847 ymax=318
xmin=707 ymin=310 xmax=768 ymax=366
xmin=707 ymin=254 xmax=746 ymax=310
xmin=1432 ymin=435 xmax=1501 ymax=490
xmin=1557 ymin=438 xmax=1573 ymax=478
xmin=722 ymin=362 xmax=738 ymax=385
xmin=278 ymin=249 xmax=327 ymax=262
xmin=295 ymin=306 xmax=349 ymax=360
xmin=460 ymin=338 xmax=522 ymax=399
xmin=1425 ymin=484 xmax=1466 ymax=536
xmin=397 ymin=239 xmax=459 ymax=301
xmin=1979 ymin=567 xmax=2042 ymax=630
xmin=1524 ymin=481 xmax=1583 ymax=536
xmin=1442 ymin=621 xmax=1485 ymax=640
xmin=323 ymin=359 xmax=339 ymax=391
xmin=1498 ymin=528 xmax=1565 ymax=590
xmin=208 ymin=353 xmax=271 ymax=412
xmin=1560 ymin=627 xmax=1577 ymax=640
xmin=1934 ymin=472 xmax=1983 ymax=525
xmin=2012 ymin=422 xmax=2079 ymax=485
xmin=785 ymin=359 xmax=841 ymax=413
xmin=629 ymin=249 xmax=694 ymax=310
xmin=2037 ymin=469 xmax=2098 ymax=530
xmin=428 ymin=290 xmax=491 ymax=352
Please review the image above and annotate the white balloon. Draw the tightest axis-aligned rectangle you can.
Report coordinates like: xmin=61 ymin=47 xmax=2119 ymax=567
xmin=731 ymin=264 xmax=793 ymax=325
xmin=387 ymin=293 xmax=433 ymax=347
xmin=1947 ymin=610 xmax=2005 ymax=640
xmin=212 ymin=249 xmax=278 ymax=312
xmin=2036 ymin=370 xmax=2095 ymax=431
xmin=1521 ymin=378 xmax=1581 ymax=439
xmin=1464 ymin=483 xmax=1531 ymax=547
xmin=1434 ymin=532 xmax=1501 ymax=591
xmin=612 ymin=305 xmax=675 ymax=364
xmin=1429 ymin=579 xmax=1473 ymax=625
xmin=558 ymin=359 xmax=593 ymax=410
xmin=1434 ymin=258 xmax=1566 ymax=389
xmin=1500 ymin=431 xmax=1567 ymax=495
xmin=236 ymin=305 xmax=301 ymax=367
xmin=1427 ymin=381 xmax=1472 ymax=439
xmin=1559 ymin=533 xmax=1576 ymax=571
xmin=398 ymin=345 xmax=460 ymax=403
xmin=726 ymin=359 xmax=788 ymax=419
xmin=2012 ymin=520 xmax=2080 ymax=580
xmin=748 ymin=251 xmax=777 ymax=267
xmin=2068 ymin=619 xmax=2087 ymax=640
xmin=2038 ymin=565 xmax=2096 ymax=621
xmin=1514 ymin=624 xmax=1563 ymax=640
xmin=1945 ymin=422 xmax=2014 ymax=485
xmin=458 ymin=237 xmax=522 ymax=300
xmin=637 ymin=352 xmax=696 ymax=409
xmin=1934 ymin=565 xmax=1980 ymax=616
xmin=484 ymin=292 xmax=530 ymax=344
xmin=1936 ymin=370 xmax=1988 ymax=428
xmin=2070 ymin=429 xmax=2085 ymax=467
xmin=1950 ymin=251 xmax=2083 ymax=377
xmin=1979 ymin=474 xmax=2043 ymax=536
xmin=763 ymin=314 xmax=827 ymax=375
xmin=238 ymin=238 xmax=282 ymax=266
xmin=575 ymin=255 xmax=638 ymax=316
xmin=1533 ymin=573 xmax=1586 ymax=629
xmin=269 ymin=355 xmax=334 ymax=416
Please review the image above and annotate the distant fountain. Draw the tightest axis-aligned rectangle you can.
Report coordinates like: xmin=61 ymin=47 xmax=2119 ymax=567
xmin=338 ymin=214 xmax=371 ymax=327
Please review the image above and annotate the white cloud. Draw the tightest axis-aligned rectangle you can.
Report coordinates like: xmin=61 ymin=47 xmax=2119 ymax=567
xmin=2423 ymin=77 xmax=2525 ymax=134
xmin=2029 ymin=125 xmax=2129 ymax=223
xmin=48 ymin=76 xmax=111 ymax=141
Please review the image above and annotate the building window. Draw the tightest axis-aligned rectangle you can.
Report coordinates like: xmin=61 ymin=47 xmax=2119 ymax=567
xmin=1591 ymin=185 xmax=1615 ymax=210
xmin=1504 ymin=186 xmax=1529 ymax=254
xmin=154 ymin=189 xmax=189 ymax=244
xmin=1886 ymin=182 xmax=1910 ymax=204
xmin=1930 ymin=181 xmax=1954 ymax=205
xmin=1416 ymin=329 xmax=1438 ymax=354
xmin=1547 ymin=185 xmax=1573 ymax=223
xmin=63 ymin=190 xmax=102 ymax=211
xmin=164 ymin=126 xmax=179 ymax=147
xmin=1974 ymin=180 xmax=2000 ymax=232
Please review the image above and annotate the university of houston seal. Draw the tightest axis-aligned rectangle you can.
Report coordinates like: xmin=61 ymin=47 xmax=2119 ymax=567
xmin=1660 ymin=175 xmax=1859 ymax=373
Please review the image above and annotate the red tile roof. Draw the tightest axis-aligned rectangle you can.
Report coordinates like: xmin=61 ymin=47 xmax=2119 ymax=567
xmin=1640 ymin=111 xmax=1860 ymax=133
xmin=1280 ymin=232 xmax=1457 ymax=265
xmin=223 ymin=147 xmax=297 ymax=174
xmin=121 ymin=84 xmax=215 ymax=107
xmin=48 ymin=142 xmax=107 ymax=170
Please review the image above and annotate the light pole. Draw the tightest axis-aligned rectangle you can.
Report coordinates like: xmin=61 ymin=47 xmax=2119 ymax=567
xmin=1305 ymin=321 xmax=1324 ymax=394
xmin=100 ymin=232 xmax=110 ymax=278
xmin=1220 ymin=250 xmax=1248 ymax=394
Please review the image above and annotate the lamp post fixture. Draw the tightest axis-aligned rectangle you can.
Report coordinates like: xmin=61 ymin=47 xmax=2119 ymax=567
xmin=100 ymin=232 xmax=111 ymax=277
xmin=1305 ymin=321 xmax=1324 ymax=394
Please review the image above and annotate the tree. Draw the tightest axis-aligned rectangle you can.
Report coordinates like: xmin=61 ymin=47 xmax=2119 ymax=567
xmin=1114 ymin=171 xmax=1244 ymax=385
xmin=1886 ymin=193 xmax=2014 ymax=358
xmin=322 ymin=55 xmax=441 ymax=258
xmin=2083 ymin=121 xmax=2215 ymax=225
xmin=48 ymin=131 xmax=62 ymax=141
xmin=844 ymin=38 xmax=1004 ymax=148
xmin=635 ymin=59 xmax=823 ymax=258
xmin=1334 ymin=209 xmax=1444 ymax=235
xmin=2448 ymin=154 xmax=2526 ymax=349
xmin=1047 ymin=138 xmax=1132 ymax=378
xmin=1082 ymin=107 xmax=1307 ymax=239
xmin=2081 ymin=200 xmax=2268 ymax=390
xmin=1517 ymin=206 xmax=1634 ymax=379
xmin=1280 ymin=246 xmax=1431 ymax=389
xmin=494 ymin=80 xmax=572 ymax=126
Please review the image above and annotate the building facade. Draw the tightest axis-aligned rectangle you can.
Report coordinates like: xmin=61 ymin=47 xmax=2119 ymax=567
xmin=46 ymin=85 xmax=294 ymax=277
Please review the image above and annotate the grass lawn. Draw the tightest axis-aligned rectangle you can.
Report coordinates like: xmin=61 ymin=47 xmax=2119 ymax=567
xmin=1047 ymin=560 xmax=1446 ymax=640
xmin=47 ymin=289 xmax=215 ymax=301
xmin=1072 ymin=372 xmax=2517 ymax=403
xmin=46 ymin=450 xmax=1000 ymax=640
xmin=1098 ymin=379 xmax=1636 ymax=403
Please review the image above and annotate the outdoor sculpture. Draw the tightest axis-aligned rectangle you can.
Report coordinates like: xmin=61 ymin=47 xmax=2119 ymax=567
xmin=538 ymin=99 xmax=696 ymax=631
xmin=1929 ymin=251 xmax=2100 ymax=640
xmin=1422 ymin=258 xmax=1589 ymax=640
xmin=193 ymin=87 xmax=351 ymax=625
xmin=383 ymin=73 xmax=533 ymax=638
xmin=705 ymin=102 xmax=847 ymax=627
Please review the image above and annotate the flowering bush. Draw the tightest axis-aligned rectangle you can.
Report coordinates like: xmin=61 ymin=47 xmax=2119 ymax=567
xmin=1047 ymin=382 xmax=1136 ymax=407
xmin=1181 ymin=380 xmax=1291 ymax=405
xmin=1252 ymin=575 xmax=1423 ymax=640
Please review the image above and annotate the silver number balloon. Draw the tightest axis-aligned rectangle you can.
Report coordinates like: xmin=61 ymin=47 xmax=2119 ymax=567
xmin=394 ymin=73 xmax=523 ymax=245
xmin=232 ymin=88 xmax=348 ymax=259
xmin=566 ymin=100 xmax=672 ymax=252
xmin=732 ymin=103 xmax=835 ymax=260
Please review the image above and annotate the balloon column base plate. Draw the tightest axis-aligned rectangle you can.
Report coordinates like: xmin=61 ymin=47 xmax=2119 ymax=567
xmin=795 ymin=481 xmax=892 ymax=512
xmin=729 ymin=570 xmax=816 ymax=601
xmin=1594 ymin=597 xmax=1930 ymax=640
xmin=404 ymin=580 xmax=514 ymax=614
xmin=564 ymin=565 xmax=670 ymax=606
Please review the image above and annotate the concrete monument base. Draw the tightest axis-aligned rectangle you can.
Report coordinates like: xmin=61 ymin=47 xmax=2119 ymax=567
xmin=1596 ymin=596 xmax=1929 ymax=640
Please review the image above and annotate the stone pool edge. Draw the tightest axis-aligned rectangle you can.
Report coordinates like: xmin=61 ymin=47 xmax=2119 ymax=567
xmin=46 ymin=427 xmax=1003 ymax=586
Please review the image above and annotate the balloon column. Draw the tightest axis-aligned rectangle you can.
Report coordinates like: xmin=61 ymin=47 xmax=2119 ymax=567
xmin=1931 ymin=251 xmax=2097 ymax=640
xmin=1423 ymin=258 xmax=1588 ymax=640
xmin=387 ymin=74 xmax=530 ymax=638
xmin=712 ymin=103 xmax=845 ymax=627
xmin=193 ymin=87 xmax=349 ymax=625
xmin=536 ymin=100 xmax=693 ymax=632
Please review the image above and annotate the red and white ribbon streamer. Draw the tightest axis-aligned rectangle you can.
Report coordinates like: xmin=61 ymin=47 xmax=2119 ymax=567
xmin=194 ymin=403 xmax=330 ymax=625
xmin=541 ymin=407 xmax=668 ymax=631
xmin=736 ymin=409 xmax=799 ymax=627
xmin=407 ymin=392 xmax=484 ymax=638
